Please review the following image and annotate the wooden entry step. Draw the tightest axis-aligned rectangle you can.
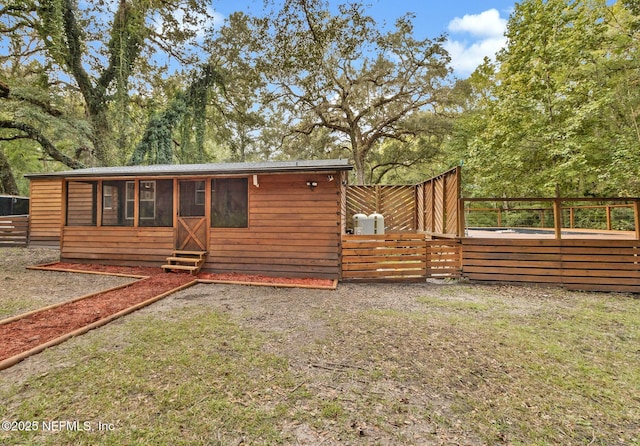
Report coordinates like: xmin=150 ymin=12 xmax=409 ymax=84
xmin=161 ymin=250 xmax=207 ymax=275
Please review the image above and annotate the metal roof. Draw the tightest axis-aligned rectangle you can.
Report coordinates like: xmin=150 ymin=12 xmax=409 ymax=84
xmin=25 ymin=159 xmax=352 ymax=179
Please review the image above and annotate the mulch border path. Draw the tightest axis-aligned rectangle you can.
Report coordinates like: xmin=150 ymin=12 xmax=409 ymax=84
xmin=1 ymin=262 xmax=337 ymax=371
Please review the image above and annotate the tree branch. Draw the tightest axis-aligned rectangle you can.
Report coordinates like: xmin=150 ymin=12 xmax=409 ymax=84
xmin=1 ymin=81 xmax=64 ymax=117
xmin=0 ymin=120 xmax=85 ymax=169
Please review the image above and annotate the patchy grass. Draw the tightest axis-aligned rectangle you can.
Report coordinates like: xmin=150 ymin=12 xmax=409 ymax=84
xmin=0 ymin=246 xmax=132 ymax=321
xmin=0 ymin=309 xmax=300 ymax=445
xmin=313 ymin=292 xmax=640 ymax=445
xmin=1 ymin=249 xmax=639 ymax=445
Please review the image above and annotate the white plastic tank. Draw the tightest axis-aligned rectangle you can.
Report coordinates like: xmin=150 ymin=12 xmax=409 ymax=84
xmin=362 ymin=214 xmax=374 ymax=235
xmin=353 ymin=213 xmax=368 ymax=235
xmin=370 ymin=212 xmax=385 ymax=234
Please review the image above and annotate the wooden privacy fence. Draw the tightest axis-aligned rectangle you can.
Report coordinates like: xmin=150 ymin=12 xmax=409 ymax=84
xmin=462 ymin=238 xmax=640 ymax=293
xmin=345 ymin=166 xmax=462 ymax=236
xmin=341 ymin=233 xmax=461 ymax=281
xmin=346 ymin=185 xmax=416 ymax=232
xmin=417 ymin=167 xmax=461 ymax=236
xmin=0 ymin=215 xmax=29 ymax=247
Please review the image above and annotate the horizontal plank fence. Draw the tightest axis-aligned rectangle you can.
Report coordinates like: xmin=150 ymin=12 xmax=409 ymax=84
xmin=341 ymin=233 xmax=461 ymax=281
xmin=0 ymin=215 xmax=29 ymax=247
xmin=461 ymin=238 xmax=640 ymax=293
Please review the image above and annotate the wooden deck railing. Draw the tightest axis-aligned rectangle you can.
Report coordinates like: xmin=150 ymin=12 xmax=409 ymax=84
xmin=462 ymin=197 xmax=640 ymax=240
xmin=0 ymin=215 xmax=29 ymax=247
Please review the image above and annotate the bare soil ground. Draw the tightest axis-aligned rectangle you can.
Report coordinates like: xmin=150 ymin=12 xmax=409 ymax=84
xmin=0 ymin=247 xmax=135 ymax=320
xmin=1 ymin=247 xmax=638 ymax=445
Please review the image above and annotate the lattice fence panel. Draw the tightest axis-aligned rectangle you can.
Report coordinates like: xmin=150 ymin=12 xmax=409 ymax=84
xmin=425 ymin=182 xmax=434 ymax=232
xmin=445 ymin=173 xmax=460 ymax=235
xmin=433 ymin=178 xmax=445 ymax=234
xmin=416 ymin=183 xmax=425 ymax=231
xmin=346 ymin=185 xmax=416 ymax=232
xmin=418 ymin=166 xmax=462 ymax=237
xmin=379 ymin=186 xmax=415 ymax=232
xmin=345 ymin=167 xmax=461 ymax=235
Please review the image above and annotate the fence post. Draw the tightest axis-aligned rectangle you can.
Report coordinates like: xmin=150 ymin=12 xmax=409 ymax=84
xmin=553 ymin=199 xmax=563 ymax=239
xmin=634 ymin=199 xmax=640 ymax=240
xmin=458 ymin=199 xmax=466 ymax=238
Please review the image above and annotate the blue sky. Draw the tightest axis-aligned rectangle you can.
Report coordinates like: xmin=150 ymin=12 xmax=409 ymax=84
xmin=211 ymin=0 xmax=517 ymax=77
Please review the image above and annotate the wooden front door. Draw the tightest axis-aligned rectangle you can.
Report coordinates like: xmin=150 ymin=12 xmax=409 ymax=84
xmin=176 ymin=180 xmax=207 ymax=251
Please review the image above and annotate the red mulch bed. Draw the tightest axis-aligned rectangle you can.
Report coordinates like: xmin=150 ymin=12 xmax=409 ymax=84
xmin=45 ymin=262 xmax=163 ymax=277
xmin=1 ymin=263 xmax=335 ymax=366
xmin=198 ymin=271 xmax=335 ymax=288
xmin=37 ymin=262 xmax=336 ymax=288
xmin=0 ymin=272 xmax=195 ymax=363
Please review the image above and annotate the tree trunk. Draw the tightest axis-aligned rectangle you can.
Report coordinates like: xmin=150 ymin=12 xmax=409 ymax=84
xmin=0 ymin=149 xmax=19 ymax=195
xmin=353 ymin=151 xmax=367 ymax=185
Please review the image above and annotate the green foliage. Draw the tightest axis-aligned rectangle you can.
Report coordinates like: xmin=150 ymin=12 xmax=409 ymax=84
xmin=129 ymin=64 xmax=223 ymax=165
xmin=3 ymin=0 xmax=640 ymax=198
xmin=0 ymin=65 xmax=91 ymax=192
xmin=450 ymin=0 xmax=640 ymax=198
xmin=1 ymin=0 xmax=217 ymax=170
xmin=260 ymin=0 xmax=452 ymax=184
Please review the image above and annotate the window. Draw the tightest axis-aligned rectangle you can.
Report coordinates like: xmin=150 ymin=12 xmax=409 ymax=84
xmin=103 ymin=186 xmax=114 ymax=210
xmin=179 ymin=180 xmax=205 ymax=217
xmin=125 ymin=181 xmax=135 ymax=221
xmin=139 ymin=181 xmax=156 ymax=220
xmin=195 ymin=181 xmax=205 ymax=206
xmin=211 ymin=178 xmax=248 ymax=228
xmin=139 ymin=180 xmax=173 ymax=227
xmin=102 ymin=180 xmax=133 ymax=226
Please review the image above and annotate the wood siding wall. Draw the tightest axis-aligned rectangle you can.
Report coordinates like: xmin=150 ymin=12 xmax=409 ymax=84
xmin=461 ymin=238 xmax=640 ymax=293
xmin=0 ymin=215 xmax=29 ymax=247
xmin=29 ymin=179 xmax=62 ymax=246
xmin=67 ymin=181 xmax=96 ymax=226
xmin=61 ymin=226 xmax=174 ymax=266
xmin=206 ymin=173 xmax=341 ymax=279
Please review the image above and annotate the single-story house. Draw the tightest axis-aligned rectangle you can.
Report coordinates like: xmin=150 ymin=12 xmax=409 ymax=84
xmin=26 ymin=159 xmax=352 ymax=279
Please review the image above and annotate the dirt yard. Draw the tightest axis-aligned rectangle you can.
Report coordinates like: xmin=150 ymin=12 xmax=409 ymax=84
xmin=1 ymin=247 xmax=638 ymax=445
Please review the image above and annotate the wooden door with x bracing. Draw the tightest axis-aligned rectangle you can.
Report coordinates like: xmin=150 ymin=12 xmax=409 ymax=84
xmin=176 ymin=180 xmax=207 ymax=251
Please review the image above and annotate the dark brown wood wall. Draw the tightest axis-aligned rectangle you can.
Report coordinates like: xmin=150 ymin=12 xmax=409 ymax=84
xmin=462 ymin=238 xmax=640 ymax=293
xmin=206 ymin=173 xmax=342 ymax=279
xmin=29 ymin=179 xmax=62 ymax=246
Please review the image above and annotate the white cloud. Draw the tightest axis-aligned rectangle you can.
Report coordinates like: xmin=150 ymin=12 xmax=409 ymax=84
xmin=448 ymin=9 xmax=507 ymax=38
xmin=445 ymin=8 xmax=508 ymax=77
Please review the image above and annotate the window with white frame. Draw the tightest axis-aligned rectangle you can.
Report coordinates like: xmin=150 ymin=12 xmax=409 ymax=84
xmin=125 ymin=181 xmax=135 ymax=220
xmin=139 ymin=181 xmax=156 ymax=220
